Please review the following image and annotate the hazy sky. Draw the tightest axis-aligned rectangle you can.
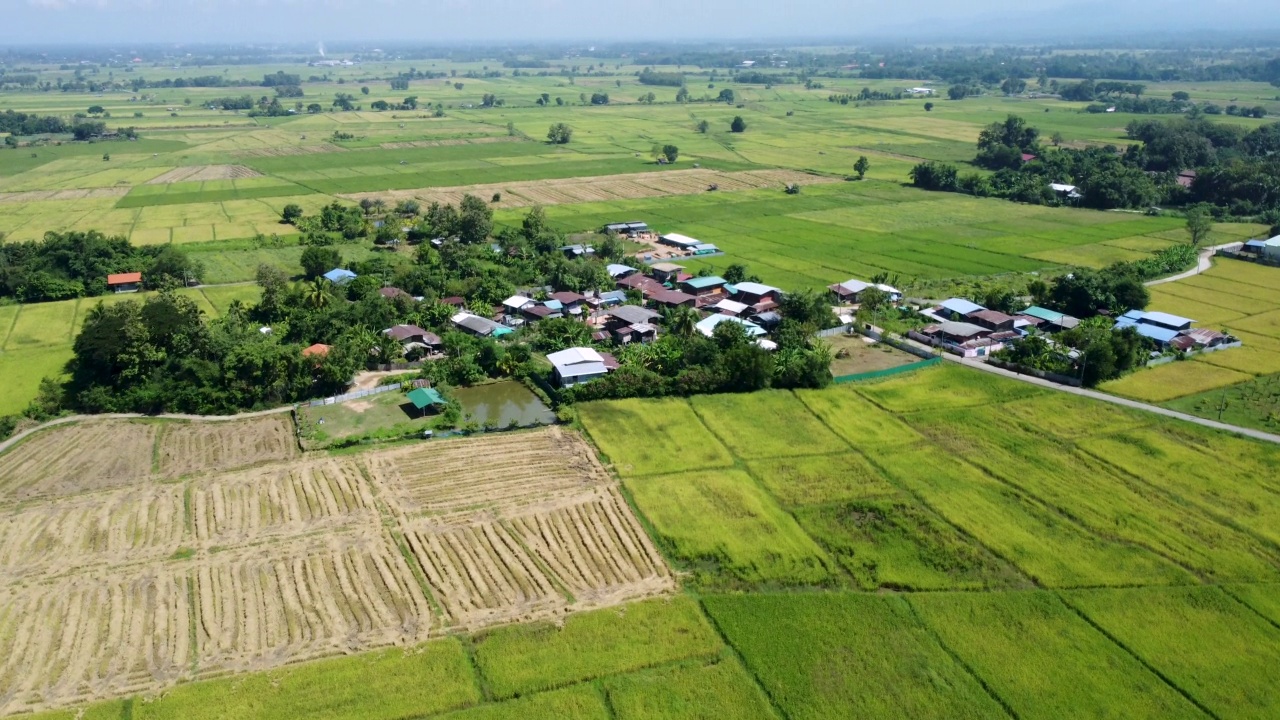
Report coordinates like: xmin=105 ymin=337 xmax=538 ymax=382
xmin=4 ymin=0 xmax=1274 ymax=45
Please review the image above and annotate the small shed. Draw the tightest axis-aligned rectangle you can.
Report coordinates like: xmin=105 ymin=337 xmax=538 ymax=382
xmin=107 ymin=272 xmax=143 ymax=293
xmin=406 ymin=387 xmax=446 ymax=416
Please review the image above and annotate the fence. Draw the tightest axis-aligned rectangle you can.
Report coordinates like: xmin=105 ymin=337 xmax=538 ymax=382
xmin=816 ymin=323 xmax=855 ymax=338
xmin=1146 ymin=340 xmax=1243 ymax=367
xmin=371 ymin=361 xmax=425 ymax=372
xmin=308 ymin=382 xmax=406 ymax=407
xmin=986 ymin=358 xmax=1083 ymax=387
xmin=833 ymin=357 xmax=941 ymax=384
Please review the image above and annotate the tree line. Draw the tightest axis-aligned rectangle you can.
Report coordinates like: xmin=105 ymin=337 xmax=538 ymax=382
xmin=0 ymin=230 xmax=203 ymax=303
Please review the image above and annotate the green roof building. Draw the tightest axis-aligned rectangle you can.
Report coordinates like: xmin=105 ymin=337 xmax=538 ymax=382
xmin=407 ymin=387 xmax=446 ymax=415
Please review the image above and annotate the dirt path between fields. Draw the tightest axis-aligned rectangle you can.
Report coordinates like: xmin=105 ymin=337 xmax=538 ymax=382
xmin=1145 ymin=242 xmax=1241 ymax=286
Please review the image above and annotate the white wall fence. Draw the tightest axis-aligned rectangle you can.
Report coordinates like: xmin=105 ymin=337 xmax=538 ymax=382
xmin=309 ymin=382 xmax=407 ymax=407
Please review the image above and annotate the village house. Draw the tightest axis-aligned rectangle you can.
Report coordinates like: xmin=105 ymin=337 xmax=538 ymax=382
xmin=658 ymin=233 xmax=701 ymax=252
xmin=647 ymin=288 xmax=698 ymax=308
xmin=680 ymin=276 xmax=728 ymax=302
xmin=607 ymin=263 xmax=637 ymax=279
xmin=106 ymin=272 xmax=142 ymax=294
xmin=451 ymin=312 xmax=514 ymax=338
xmin=1115 ymin=310 xmax=1237 ymax=352
xmin=383 ymin=325 xmax=443 ymax=356
xmin=550 ymin=291 xmax=587 ymax=315
xmin=322 ymin=268 xmax=357 ymax=285
xmin=911 ymin=321 xmax=1015 ymax=358
xmin=649 ymin=262 xmax=686 ymax=285
xmin=828 ymin=279 xmax=902 ymax=304
xmin=602 ymin=221 xmax=650 ymax=237
xmin=546 ymin=347 xmax=618 ymax=387
xmin=696 ymin=314 xmax=766 ymax=338
xmin=967 ymin=309 xmax=1017 ymax=332
xmin=378 ymin=286 xmax=414 ymax=301
xmin=1016 ymin=306 xmax=1080 ymax=333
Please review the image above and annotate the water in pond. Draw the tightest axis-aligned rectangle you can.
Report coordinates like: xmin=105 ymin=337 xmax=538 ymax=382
xmin=452 ymin=381 xmax=555 ymax=427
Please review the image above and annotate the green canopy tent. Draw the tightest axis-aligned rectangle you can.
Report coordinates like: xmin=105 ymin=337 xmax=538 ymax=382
xmin=406 ymin=387 xmax=446 ymax=417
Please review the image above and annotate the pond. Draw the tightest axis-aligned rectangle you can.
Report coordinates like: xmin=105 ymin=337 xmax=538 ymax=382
xmin=452 ymin=381 xmax=556 ymax=428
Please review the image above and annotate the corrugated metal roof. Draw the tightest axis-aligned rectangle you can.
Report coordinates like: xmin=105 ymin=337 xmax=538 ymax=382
xmin=650 ymin=262 xmax=686 ymax=273
xmin=1143 ymin=311 xmax=1195 ymax=329
xmin=107 ymin=272 xmax=142 ymax=285
xmin=683 ymin=276 xmax=727 ymax=290
xmin=547 ymin=347 xmax=606 ymax=370
xmin=660 ymin=233 xmax=700 ymax=247
xmin=733 ymin=281 xmax=780 ymax=297
xmin=608 ymin=305 xmax=660 ymax=325
xmin=696 ymin=314 xmax=765 ymax=337
xmin=940 ymin=298 xmax=985 ymax=316
xmin=323 ymin=268 xmax=357 ymax=284
xmin=407 ymin=387 xmax=445 ymax=409
xmin=606 ymin=264 xmax=636 ymax=277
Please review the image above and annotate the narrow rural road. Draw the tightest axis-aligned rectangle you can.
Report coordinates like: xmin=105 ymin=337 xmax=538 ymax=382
xmin=0 ymin=405 xmax=293 ymax=454
xmin=941 ymin=354 xmax=1280 ymax=445
xmin=1145 ymin=242 xmax=1240 ymax=287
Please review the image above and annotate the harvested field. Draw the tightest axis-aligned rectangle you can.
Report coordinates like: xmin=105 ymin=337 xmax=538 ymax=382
xmin=146 ymin=166 xmax=261 ymax=184
xmin=192 ymin=532 xmax=433 ymax=673
xmin=0 ymin=569 xmax=192 ymax=710
xmin=0 ymin=421 xmax=157 ymax=503
xmin=0 ymin=187 xmax=130 ymax=204
xmin=404 ymin=519 xmax=566 ymax=629
xmin=0 ymin=485 xmax=185 ymax=581
xmin=0 ymin=419 xmax=670 ymax=715
xmin=157 ymin=414 xmax=298 ymax=477
xmin=369 ymin=426 xmax=609 ymax=518
xmin=338 ymin=168 xmax=840 ymax=210
xmin=233 ymin=143 xmax=345 ymax=158
xmin=509 ymin=488 xmax=671 ymax=605
xmin=380 ymin=136 xmax=523 ymax=149
xmin=189 ymin=458 xmax=377 ymax=544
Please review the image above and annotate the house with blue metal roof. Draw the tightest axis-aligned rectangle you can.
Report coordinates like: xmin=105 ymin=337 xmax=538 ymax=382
xmin=1114 ymin=309 xmax=1196 ymax=348
xmin=680 ymin=276 xmax=728 ymax=298
xmin=695 ymin=314 xmax=766 ymax=338
xmin=322 ymin=268 xmax=357 ymax=285
xmin=937 ymin=298 xmax=986 ymax=320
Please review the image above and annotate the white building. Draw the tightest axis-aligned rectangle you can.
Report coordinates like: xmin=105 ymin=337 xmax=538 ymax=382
xmin=547 ymin=347 xmax=615 ymax=387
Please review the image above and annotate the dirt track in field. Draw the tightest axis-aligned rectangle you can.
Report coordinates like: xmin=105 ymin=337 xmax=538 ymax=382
xmin=0 ymin=421 xmax=671 ymax=715
xmin=338 ymin=168 xmax=841 ymax=209
xmin=145 ymin=165 xmax=262 ymax=184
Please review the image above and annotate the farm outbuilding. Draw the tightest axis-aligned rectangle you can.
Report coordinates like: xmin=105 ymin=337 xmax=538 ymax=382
xmin=406 ymin=387 xmax=447 ymax=416
xmin=659 ymin=233 xmax=701 ymax=250
xmin=451 ymin=312 xmax=513 ymax=338
xmin=106 ymin=272 xmax=142 ymax=293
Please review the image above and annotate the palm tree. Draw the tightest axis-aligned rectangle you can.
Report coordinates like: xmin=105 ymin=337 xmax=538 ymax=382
xmin=664 ymin=305 xmax=699 ymax=338
xmin=304 ymin=278 xmax=331 ymax=309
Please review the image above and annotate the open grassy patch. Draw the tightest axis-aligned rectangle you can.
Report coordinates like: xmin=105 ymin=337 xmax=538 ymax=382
xmin=578 ymin=397 xmax=733 ymax=477
xmin=0 ymin=345 xmax=74 ymax=415
xmin=472 ymin=596 xmax=722 ymax=700
xmin=703 ymin=592 xmax=1007 ymax=720
xmin=745 ymin=452 xmax=893 ymax=507
xmin=625 ymin=469 xmax=835 ymax=588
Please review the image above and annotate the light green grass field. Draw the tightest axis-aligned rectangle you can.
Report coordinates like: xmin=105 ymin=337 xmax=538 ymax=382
xmin=1065 ymin=586 xmax=1280 ymax=719
xmin=702 ymin=593 xmax=1007 ymax=720
xmin=472 ymin=596 xmax=722 ymax=700
xmin=687 ymin=390 xmax=846 ymax=459
xmin=625 ymin=469 xmax=835 ymax=588
xmin=910 ymin=591 xmax=1205 ymax=720
xmin=577 ymin=398 xmax=734 ymax=477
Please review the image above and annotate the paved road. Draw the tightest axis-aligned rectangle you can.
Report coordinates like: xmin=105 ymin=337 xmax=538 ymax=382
xmin=0 ymin=405 xmax=293 ymax=454
xmin=940 ymin=353 xmax=1280 ymax=445
xmin=1145 ymin=242 xmax=1240 ymax=287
